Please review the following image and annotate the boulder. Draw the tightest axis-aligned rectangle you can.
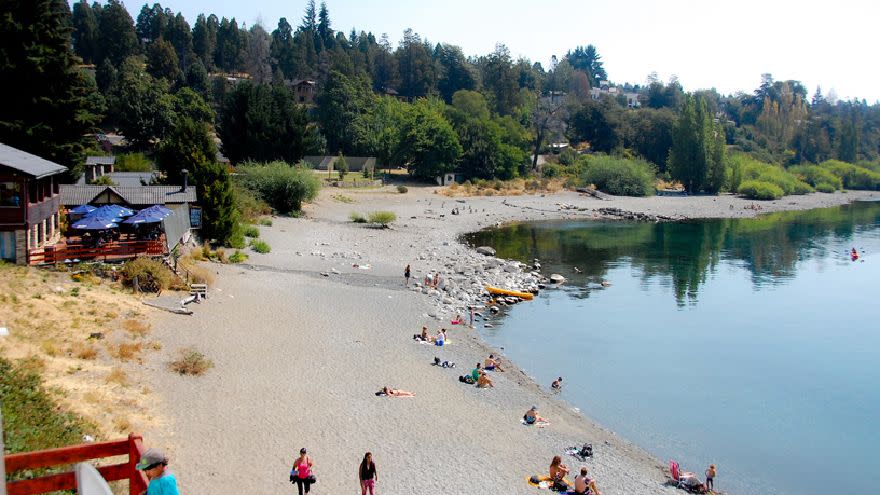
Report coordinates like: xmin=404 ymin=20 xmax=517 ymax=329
xmin=476 ymin=246 xmax=496 ymax=256
xmin=550 ymin=274 xmax=566 ymax=284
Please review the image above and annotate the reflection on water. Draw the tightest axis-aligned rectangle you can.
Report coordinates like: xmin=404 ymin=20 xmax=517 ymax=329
xmin=463 ymin=201 xmax=880 ymax=495
xmin=465 ymin=201 xmax=880 ymax=306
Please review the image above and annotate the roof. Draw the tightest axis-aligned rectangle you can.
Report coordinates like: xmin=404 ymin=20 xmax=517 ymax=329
xmin=85 ymin=156 xmax=116 ymax=165
xmin=77 ymin=172 xmax=158 ymax=187
xmin=60 ymin=185 xmax=196 ymax=206
xmin=0 ymin=142 xmax=68 ymax=178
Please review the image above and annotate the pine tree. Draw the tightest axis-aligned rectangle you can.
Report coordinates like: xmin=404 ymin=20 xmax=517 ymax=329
xmin=96 ymin=0 xmax=138 ymax=66
xmin=0 ymin=0 xmax=101 ymax=179
xmin=158 ymin=118 xmax=216 ymax=186
xmin=194 ymin=158 xmax=237 ymax=246
xmin=668 ymin=94 xmax=727 ymax=193
xmin=317 ymin=2 xmax=333 ymax=47
xmin=193 ymin=14 xmax=217 ymax=71
xmin=301 ymin=0 xmax=317 ymax=32
xmin=71 ymin=0 xmax=99 ymax=63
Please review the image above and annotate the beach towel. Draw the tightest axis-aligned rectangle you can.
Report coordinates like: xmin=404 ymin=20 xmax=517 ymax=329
xmin=522 ymin=418 xmax=550 ymax=428
xmin=525 ymin=475 xmax=573 ymax=490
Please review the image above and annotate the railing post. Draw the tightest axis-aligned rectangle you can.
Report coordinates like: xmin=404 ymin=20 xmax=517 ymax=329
xmin=1 ymin=410 xmax=7 ymax=495
xmin=127 ymin=434 xmax=147 ymax=495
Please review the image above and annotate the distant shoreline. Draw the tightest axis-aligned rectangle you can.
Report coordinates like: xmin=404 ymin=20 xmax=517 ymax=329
xmin=141 ymin=187 xmax=878 ymax=494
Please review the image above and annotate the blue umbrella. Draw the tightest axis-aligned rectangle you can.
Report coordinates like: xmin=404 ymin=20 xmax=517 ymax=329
xmin=140 ymin=205 xmax=173 ymax=217
xmin=72 ymin=217 xmax=119 ymax=230
xmin=88 ymin=205 xmax=134 ymax=218
xmin=123 ymin=210 xmax=165 ymax=224
xmin=69 ymin=204 xmax=97 ymax=215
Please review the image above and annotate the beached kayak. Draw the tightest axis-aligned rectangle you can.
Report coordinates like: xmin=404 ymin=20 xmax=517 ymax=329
xmin=485 ymin=286 xmax=534 ymax=300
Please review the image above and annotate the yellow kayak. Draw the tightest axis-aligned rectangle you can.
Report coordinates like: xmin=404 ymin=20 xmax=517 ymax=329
xmin=486 ymin=286 xmax=534 ymax=300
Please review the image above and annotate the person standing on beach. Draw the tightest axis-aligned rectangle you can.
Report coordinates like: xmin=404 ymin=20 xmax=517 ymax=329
xmin=404 ymin=264 xmax=411 ymax=286
xmin=705 ymin=464 xmax=716 ymax=491
xmin=358 ymin=452 xmax=378 ymax=495
xmin=136 ymin=448 xmax=179 ymax=495
xmin=290 ymin=448 xmax=315 ymax=495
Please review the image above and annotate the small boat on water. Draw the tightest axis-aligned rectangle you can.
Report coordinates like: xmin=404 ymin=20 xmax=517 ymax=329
xmin=485 ymin=286 xmax=535 ymax=300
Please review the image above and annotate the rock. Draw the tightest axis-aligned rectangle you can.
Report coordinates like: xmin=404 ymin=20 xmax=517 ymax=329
xmin=476 ymin=246 xmax=496 ymax=256
xmin=88 ymin=332 xmax=104 ymax=340
xmin=550 ymin=274 xmax=566 ymax=284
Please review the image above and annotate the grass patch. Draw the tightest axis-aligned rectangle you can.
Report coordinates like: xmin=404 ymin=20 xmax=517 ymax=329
xmin=70 ymin=342 xmax=98 ymax=360
xmin=349 ymin=212 xmax=367 ymax=223
xmin=122 ymin=319 xmax=150 ymax=338
xmin=121 ymin=258 xmax=174 ymax=293
xmin=0 ymin=357 xmax=92 ymax=458
xmin=168 ymin=347 xmax=214 ymax=376
xmin=228 ymin=250 xmax=248 ymax=263
xmin=105 ymin=367 xmax=129 ymax=386
xmin=259 ymin=218 xmax=273 ymax=226
xmin=109 ymin=342 xmax=143 ymax=362
xmin=396 ymin=185 xmax=408 ymax=194
xmin=332 ymin=194 xmax=354 ymax=203
xmin=242 ymin=225 xmax=260 ymax=238
xmin=250 ymin=239 xmax=271 ymax=253
xmin=738 ymin=180 xmax=784 ymax=200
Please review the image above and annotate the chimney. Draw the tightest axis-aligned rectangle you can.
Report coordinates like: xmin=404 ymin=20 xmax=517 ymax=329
xmin=181 ymin=169 xmax=189 ymax=192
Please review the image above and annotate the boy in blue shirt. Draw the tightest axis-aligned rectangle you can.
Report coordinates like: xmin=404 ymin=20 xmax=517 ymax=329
xmin=136 ymin=448 xmax=180 ymax=495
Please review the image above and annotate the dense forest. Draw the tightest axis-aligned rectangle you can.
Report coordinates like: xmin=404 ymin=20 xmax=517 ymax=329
xmin=2 ymin=0 xmax=880 ymax=242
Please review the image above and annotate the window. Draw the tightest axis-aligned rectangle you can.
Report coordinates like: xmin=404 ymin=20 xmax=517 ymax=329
xmin=0 ymin=181 xmax=22 ymax=207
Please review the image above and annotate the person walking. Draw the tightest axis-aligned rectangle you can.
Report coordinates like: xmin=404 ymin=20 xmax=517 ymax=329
xmin=135 ymin=448 xmax=180 ymax=495
xmin=705 ymin=464 xmax=717 ymax=491
xmin=290 ymin=448 xmax=315 ymax=495
xmin=404 ymin=264 xmax=411 ymax=286
xmin=358 ymin=452 xmax=378 ymax=495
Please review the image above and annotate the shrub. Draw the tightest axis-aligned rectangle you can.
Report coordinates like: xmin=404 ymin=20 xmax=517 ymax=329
xmin=368 ymin=211 xmax=396 ymax=227
xmin=232 ymin=183 xmax=272 ymax=222
xmin=397 ymin=185 xmax=408 ymax=194
xmin=738 ymin=180 xmax=784 ymax=200
xmin=227 ymin=225 xmax=246 ymax=249
xmin=815 ymin=182 xmax=837 ymax=193
xmin=259 ymin=218 xmax=273 ymax=226
xmin=110 ymin=342 xmax=142 ymax=361
xmin=250 ymin=239 xmax=271 ymax=253
xmin=735 ymin=154 xmax=812 ymax=195
xmin=818 ymin=160 xmax=880 ymax=190
xmin=789 ymin=164 xmax=842 ymax=190
xmin=580 ymin=155 xmax=656 ymax=196
xmin=235 ymin=161 xmax=321 ymax=215
xmin=228 ymin=250 xmax=248 ymax=263
xmin=178 ymin=256 xmax=215 ymax=286
xmin=169 ymin=347 xmax=214 ymax=376
xmin=121 ymin=258 xmax=174 ymax=293
xmin=349 ymin=212 xmax=367 ymax=223
xmin=242 ymin=225 xmax=260 ymax=238
xmin=558 ymin=147 xmax=578 ymax=165
xmin=123 ymin=319 xmax=150 ymax=338
xmin=542 ymin=163 xmax=562 ymax=178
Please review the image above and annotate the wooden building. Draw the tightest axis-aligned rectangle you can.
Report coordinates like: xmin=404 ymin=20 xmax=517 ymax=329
xmin=0 ymin=142 xmax=66 ymax=264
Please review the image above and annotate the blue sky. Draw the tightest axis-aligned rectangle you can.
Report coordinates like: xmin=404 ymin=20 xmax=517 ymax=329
xmin=100 ymin=0 xmax=878 ymax=101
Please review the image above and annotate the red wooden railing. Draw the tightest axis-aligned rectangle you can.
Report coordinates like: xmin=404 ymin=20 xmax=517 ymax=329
xmin=28 ymin=240 xmax=165 ymax=265
xmin=4 ymin=434 xmax=149 ymax=495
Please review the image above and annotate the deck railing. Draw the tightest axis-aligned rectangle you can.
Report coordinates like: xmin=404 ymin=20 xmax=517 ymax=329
xmin=28 ymin=239 xmax=165 ymax=265
xmin=4 ymin=434 xmax=149 ymax=495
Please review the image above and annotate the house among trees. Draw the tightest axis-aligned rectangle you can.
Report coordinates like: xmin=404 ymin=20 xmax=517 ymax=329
xmin=292 ymin=79 xmax=317 ymax=104
xmin=303 ymin=155 xmax=377 ymax=173
xmin=83 ymin=155 xmax=115 ymax=182
xmin=0 ymin=142 xmax=67 ymax=264
xmin=590 ymin=81 xmax=641 ymax=108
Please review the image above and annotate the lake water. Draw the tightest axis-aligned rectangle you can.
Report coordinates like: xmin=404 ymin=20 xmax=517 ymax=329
xmin=464 ymin=200 xmax=880 ymax=495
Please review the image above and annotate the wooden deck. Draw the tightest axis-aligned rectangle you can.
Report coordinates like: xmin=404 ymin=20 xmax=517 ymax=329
xmin=28 ymin=239 xmax=165 ymax=265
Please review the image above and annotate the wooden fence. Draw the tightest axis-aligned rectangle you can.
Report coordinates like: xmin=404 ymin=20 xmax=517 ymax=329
xmin=28 ymin=240 xmax=165 ymax=265
xmin=4 ymin=434 xmax=149 ymax=495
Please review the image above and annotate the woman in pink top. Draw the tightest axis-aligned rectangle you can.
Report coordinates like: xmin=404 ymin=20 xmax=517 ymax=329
xmin=290 ymin=448 xmax=314 ymax=495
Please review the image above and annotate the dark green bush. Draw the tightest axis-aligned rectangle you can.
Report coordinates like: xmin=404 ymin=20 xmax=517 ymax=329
xmin=558 ymin=147 xmax=578 ymax=165
xmin=815 ymin=182 xmax=837 ymax=193
xmin=542 ymin=163 xmax=562 ymax=178
xmin=738 ymin=180 xmax=784 ymax=200
xmin=580 ymin=155 xmax=656 ymax=196
xmin=235 ymin=161 xmax=321 ymax=215
xmin=397 ymin=185 xmax=408 ymax=193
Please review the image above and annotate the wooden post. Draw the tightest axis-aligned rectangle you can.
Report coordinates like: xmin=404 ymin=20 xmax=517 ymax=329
xmin=127 ymin=434 xmax=148 ymax=495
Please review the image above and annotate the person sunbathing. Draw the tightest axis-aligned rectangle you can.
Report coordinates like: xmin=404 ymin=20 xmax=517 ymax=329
xmin=413 ymin=326 xmax=429 ymax=341
xmin=484 ymin=354 xmax=504 ymax=371
xmin=476 ymin=370 xmax=494 ymax=388
xmin=523 ymin=405 xmax=545 ymax=425
xmin=378 ymin=386 xmax=415 ymax=397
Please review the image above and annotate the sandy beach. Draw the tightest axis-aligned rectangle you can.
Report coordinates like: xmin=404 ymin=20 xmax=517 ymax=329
xmin=139 ymin=187 xmax=878 ymax=494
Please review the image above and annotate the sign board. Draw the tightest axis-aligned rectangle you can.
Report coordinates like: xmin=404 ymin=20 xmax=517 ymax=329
xmin=189 ymin=206 xmax=202 ymax=229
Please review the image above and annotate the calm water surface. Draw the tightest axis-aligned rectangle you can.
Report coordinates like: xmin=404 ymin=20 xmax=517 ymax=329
xmin=464 ymin=201 xmax=880 ymax=495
